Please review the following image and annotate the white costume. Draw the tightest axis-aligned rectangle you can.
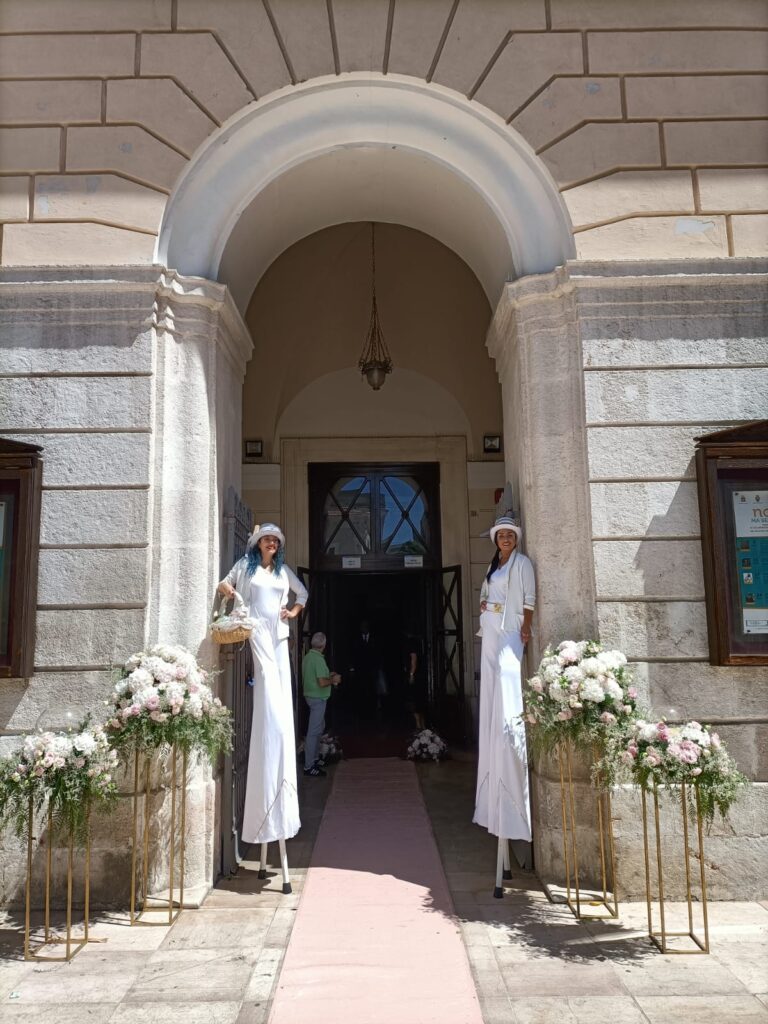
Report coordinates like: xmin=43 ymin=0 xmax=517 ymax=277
xmin=223 ymin=555 xmax=308 ymax=844
xmin=473 ymin=549 xmax=535 ymax=841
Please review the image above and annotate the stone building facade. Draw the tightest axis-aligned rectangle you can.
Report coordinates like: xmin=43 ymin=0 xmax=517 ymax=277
xmin=0 ymin=0 xmax=766 ymax=903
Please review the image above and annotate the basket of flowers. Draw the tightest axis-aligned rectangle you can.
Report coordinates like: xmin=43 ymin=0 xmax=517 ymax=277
xmin=210 ymin=592 xmax=254 ymax=646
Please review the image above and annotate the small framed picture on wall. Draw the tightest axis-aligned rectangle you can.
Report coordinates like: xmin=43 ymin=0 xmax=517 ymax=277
xmin=483 ymin=434 xmax=502 ymax=454
xmin=243 ymin=438 xmax=264 ymax=462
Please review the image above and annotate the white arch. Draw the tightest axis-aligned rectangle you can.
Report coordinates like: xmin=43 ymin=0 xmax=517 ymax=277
xmin=157 ymin=74 xmax=574 ymax=311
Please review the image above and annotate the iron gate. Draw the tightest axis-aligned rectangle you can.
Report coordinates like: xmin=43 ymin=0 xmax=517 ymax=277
xmin=220 ymin=486 xmax=253 ymax=876
xmin=435 ymin=564 xmax=466 ymax=741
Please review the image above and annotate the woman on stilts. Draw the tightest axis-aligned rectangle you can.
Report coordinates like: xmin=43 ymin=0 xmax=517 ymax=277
xmin=218 ymin=523 xmax=307 ymax=887
xmin=474 ymin=514 xmax=536 ymax=888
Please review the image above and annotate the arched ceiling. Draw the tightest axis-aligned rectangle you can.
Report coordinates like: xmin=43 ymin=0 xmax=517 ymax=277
xmin=157 ymin=74 xmax=575 ymax=313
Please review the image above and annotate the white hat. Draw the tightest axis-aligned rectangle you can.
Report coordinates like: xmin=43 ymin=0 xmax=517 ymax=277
xmin=247 ymin=522 xmax=286 ymax=550
xmin=489 ymin=515 xmax=522 ymax=544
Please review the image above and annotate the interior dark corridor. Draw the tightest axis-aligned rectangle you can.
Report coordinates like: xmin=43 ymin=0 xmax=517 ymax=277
xmin=300 ymin=571 xmax=432 ymax=757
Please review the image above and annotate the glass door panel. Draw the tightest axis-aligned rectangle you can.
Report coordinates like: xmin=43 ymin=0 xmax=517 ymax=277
xmin=309 ymin=463 xmax=440 ymax=571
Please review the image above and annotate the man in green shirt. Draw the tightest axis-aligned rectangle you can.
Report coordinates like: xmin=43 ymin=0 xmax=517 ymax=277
xmin=302 ymin=632 xmax=340 ymax=777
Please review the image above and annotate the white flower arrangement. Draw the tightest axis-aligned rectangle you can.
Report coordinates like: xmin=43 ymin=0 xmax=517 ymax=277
xmin=406 ymin=728 xmax=447 ymax=762
xmin=318 ymin=733 xmax=343 ymax=762
xmin=622 ymin=718 xmax=747 ymax=822
xmin=0 ymin=721 xmax=118 ymax=841
xmin=107 ymin=644 xmax=232 ymax=759
xmin=524 ymin=639 xmax=639 ymax=752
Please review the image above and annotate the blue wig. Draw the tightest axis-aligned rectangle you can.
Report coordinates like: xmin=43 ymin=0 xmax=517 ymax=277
xmin=246 ymin=541 xmax=285 ymax=577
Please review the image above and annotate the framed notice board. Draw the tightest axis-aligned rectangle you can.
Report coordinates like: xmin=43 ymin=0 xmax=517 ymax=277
xmin=0 ymin=438 xmax=42 ymax=679
xmin=696 ymin=421 xmax=768 ymax=666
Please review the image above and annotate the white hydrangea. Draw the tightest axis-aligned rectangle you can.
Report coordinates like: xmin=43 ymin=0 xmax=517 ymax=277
xmin=597 ymin=650 xmax=627 ymax=672
xmin=549 ymin=682 xmax=570 ymax=704
xmin=72 ymin=731 xmax=98 ymax=756
xmin=681 ymin=722 xmax=710 ymax=747
xmin=543 ymin=663 xmax=562 ymax=684
xmin=634 ymin=720 xmax=659 ymax=743
xmin=580 ymin=657 xmax=601 ymax=677
xmin=579 ymin=678 xmax=605 ymax=703
xmin=604 ymin=678 xmax=623 ymax=702
xmin=563 ymin=666 xmax=584 ymax=685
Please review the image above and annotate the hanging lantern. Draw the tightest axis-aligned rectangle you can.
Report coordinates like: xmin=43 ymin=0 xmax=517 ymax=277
xmin=358 ymin=222 xmax=393 ymax=391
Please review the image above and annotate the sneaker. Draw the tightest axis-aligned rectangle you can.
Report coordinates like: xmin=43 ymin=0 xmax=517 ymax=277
xmin=314 ymin=757 xmax=327 ymax=769
xmin=303 ymin=764 xmax=326 ymax=777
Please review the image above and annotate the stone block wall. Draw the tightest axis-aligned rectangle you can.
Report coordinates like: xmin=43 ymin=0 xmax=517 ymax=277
xmin=0 ymin=267 xmax=252 ymax=908
xmin=1 ymin=0 xmax=766 ymax=268
xmin=489 ymin=257 xmax=768 ymax=899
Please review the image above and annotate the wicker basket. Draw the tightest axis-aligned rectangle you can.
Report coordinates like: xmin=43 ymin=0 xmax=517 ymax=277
xmin=211 ymin=592 xmax=252 ymax=646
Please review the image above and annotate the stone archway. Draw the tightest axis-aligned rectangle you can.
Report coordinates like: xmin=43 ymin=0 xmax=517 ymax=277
xmin=156 ymin=73 xmax=574 ymax=310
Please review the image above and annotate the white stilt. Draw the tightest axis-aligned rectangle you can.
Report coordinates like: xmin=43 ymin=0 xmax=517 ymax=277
xmin=278 ymin=838 xmax=292 ymax=895
xmin=258 ymin=842 xmax=268 ymax=880
xmin=502 ymin=839 xmax=513 ymax=880
xmin=494 ymin=836 xmax=505 ymax=898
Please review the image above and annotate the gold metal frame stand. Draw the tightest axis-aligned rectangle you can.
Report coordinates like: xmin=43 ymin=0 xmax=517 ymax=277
xmin=557 ymin=741 xmax=619 ymax=920
xmin=641 ymin=780 xmax=710 ymax=954
xmin=130 ymin=744 xmax=188 ymax=926
xmin=24 ymin=800 xmax=106 ymax=961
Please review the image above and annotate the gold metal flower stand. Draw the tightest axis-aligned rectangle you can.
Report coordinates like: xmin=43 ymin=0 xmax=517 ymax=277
xmin=641 ymin=780 xmax=710 ymax=954
xmin=130 ymin=744 xmax=188 ymax=926
xmin=24 ymin=799 xmax=105 ymax=962
xmin=557 ymin=741 xmax=619 ymax=920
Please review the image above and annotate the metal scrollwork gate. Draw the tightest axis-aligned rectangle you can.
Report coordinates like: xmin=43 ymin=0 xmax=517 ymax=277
xmin=220 ymin=486 xmax=253 ymax=876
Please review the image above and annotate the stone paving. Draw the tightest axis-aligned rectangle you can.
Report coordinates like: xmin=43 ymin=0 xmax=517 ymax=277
xmin=0 ymin=758 xmax=766 ymax=1023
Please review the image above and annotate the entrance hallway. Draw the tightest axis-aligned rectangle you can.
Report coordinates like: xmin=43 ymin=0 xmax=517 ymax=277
xmin=2 ymin=761 xmax=767 ymax=1023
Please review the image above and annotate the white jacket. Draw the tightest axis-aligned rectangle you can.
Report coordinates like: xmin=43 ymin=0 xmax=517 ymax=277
xmin=477 ymin=551 xmax=536 ymax=636
xmin=222 ymin=558 xmax=308 ymax=641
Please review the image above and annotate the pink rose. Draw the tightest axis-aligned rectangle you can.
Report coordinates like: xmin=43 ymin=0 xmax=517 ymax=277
xmin=145 ymin=694 xmax=160 ymax=711
xmin=556 ymin=709 xmax=574 ymax=721
xmin=628 ymin=687 xmax=638 ymax=699
xmin=711 ymin=732 xmax=721 ymax=748
xmin=599 ymin=712 xmax=616 ymax=725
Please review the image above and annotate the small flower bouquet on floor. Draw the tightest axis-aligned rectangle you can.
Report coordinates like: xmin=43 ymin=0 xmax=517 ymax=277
xmin=622 ymin=718 xmax=747 ymax=823
xmin=318 ymin=733 xmax=343 ymax=763
xmin=406 ymin=728 xmax=447 ymax=762
xmin=106 ymin=643 xmax=232 ymax=760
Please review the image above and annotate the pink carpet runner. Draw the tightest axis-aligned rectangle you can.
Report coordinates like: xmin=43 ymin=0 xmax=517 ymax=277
xmin=269 ymin=758 xmax=483 ymax=1024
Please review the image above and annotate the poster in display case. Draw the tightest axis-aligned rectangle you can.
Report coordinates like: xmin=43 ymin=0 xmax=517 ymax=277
xmin=696 ymin=422 xmax=768 ymax=665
